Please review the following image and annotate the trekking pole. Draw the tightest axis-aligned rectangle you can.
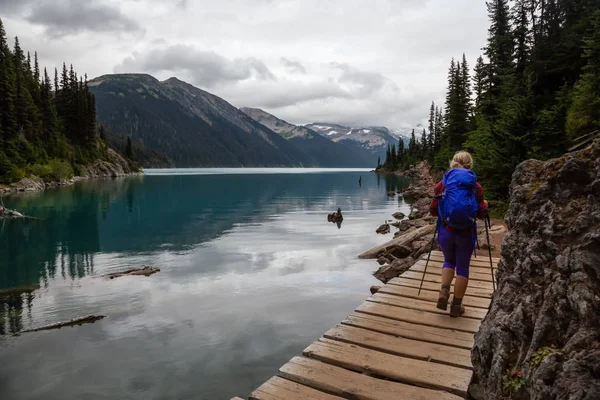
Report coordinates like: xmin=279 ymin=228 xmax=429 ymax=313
xmin=418 ymin=223 xmax=438 ymax=296
xmin=484 ymin=215 xmax=496 ymax=292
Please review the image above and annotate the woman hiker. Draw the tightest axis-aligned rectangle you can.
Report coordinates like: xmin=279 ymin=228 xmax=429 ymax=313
xmin=429 ymin=151 xmax=488 ymax=317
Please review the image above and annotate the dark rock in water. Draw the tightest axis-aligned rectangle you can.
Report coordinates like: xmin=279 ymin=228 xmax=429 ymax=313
xmin=472 ymin=139 xmax=600 ymax=400
xmin=376 ymin=223 xmax=390 ymax=235
xmin=373 ymin=257 xmax=415 ymax=283
xmin=105 ymin=265 xmax=160 ymax=279
xmin=398 ymin=220 xmax=412 ymax=231
xmin=390 ymin=221 xmax=401 ymax=228
xmin=327 ymin=208 xmax=343 ymax=229
xmin=370 ymin=286 xmax=382 ymax=295
xmin=408 ymin=210 xmax=422 ymax=220
xmin=393 ymin=212 xmax=405 ymax=220
xmin=383 ymin=244 xmax=412 ymax=259
xmin=377 ymin=256 xmax=388 ymax=266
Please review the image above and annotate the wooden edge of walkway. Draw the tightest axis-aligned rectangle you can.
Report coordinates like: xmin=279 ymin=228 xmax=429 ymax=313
xmin=245 ymin=254 xmax=498 ymax=400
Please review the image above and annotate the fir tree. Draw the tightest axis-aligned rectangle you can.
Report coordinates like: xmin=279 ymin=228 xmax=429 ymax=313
xmin=125 ymin=136 xmax=134 ymax=160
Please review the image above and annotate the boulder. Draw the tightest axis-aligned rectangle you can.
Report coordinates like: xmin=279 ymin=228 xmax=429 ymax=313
xmin=393 ymin=212 xmax=406 ymax=220
xmin=373 ymin=257 xmax=416 ymax=283
xmin=408 ymin=210 xmax=422 ymax=220
xmin=471 ymin=139 xmax=600 ymax=400
xmin=384 ymin=244 xmax=412 ymax=259
xmin=376 ymin=223 xmax=390 ymax=235
xmin=398 ymin=220 xmax=412 ymax=231
xmin=377 ymin=256 xmax=388 ymax=266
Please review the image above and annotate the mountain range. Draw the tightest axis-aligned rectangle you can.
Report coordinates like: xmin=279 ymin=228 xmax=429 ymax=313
xmin=89 ymin=74 xmax=401 ymax=168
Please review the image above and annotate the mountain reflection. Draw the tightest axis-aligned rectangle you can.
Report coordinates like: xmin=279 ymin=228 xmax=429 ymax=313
xmin=0 ymin=171 xmax=408 ymax=335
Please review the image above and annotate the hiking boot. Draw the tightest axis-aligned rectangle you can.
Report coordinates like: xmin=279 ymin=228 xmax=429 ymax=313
xmin=450 ymin=303 xmax=466 ymax=318
xmin=437 ymin=287 xmax=450 ymax=310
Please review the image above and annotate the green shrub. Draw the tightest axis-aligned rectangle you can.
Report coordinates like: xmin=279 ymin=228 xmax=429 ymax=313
xmin=28 ymin=163 xmax=53 ymax=179
xmin=27 ymin=160 xmax=74 ymax=181
xmin=48 ymin=159 xmax=74 ymax=180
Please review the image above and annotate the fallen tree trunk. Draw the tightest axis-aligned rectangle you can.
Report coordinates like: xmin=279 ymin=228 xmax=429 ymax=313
xmin=104 ymin=265 xmax=160 ymax=279
xmin=359 ymin=224 xmax=435 ymax=259
xmin=21 ymin=315 xmax=106 ymax=333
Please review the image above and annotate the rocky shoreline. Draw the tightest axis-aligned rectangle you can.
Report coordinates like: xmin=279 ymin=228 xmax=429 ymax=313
xmin=0 ymin=149 xmax=142 ymax=195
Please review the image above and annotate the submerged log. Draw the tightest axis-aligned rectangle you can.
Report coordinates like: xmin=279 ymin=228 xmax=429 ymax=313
xmin=0 ymin=284 xmax=40 ymax=297
xmin=21 ymin=315 xmax=106 ymax=333
xmin=105 ymin=265 xmax=160 ymax=279
xmin=359 ymin=224 xmax=435 ymax=259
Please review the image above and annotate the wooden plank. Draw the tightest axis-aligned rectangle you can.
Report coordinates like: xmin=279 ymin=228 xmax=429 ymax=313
xmin=249 ymin=376 xmax=344 ymax=400
xmin=356 ymin=301 xmax=481 ymax=334
xmin=388 ymin=277 xmax=493 ymax=299
xmin=303 ymin=339 xmax=472 ymax=397
xmin=324 ymin=325 xmax=473 ymax=370
xmin=409 ymin=263 xmax=494 ymax=282
xmin=279 ymin=357 xmax=463 ymax=400
xmin=414 ymin=259 xmax=496 ymax=274
xmin=399 ymin=271 xmax=495 ymax=290
xmin=377 ymin=283 xmax=491 ymax=309
xmin=368 ymin=293 xmax=487 ymax=320
xmin=342 ymin=313 xmax=474 ymax=350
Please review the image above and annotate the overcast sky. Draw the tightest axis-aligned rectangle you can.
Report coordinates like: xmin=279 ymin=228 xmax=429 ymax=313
xmin=1 ymin=0 xmax=489 ymax=132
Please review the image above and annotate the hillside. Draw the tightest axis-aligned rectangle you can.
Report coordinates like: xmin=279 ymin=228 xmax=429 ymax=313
xmin=240 ymin=108 xmax=372 ymax=167
xmin=89 ymin=75 xmax=318 ymax=168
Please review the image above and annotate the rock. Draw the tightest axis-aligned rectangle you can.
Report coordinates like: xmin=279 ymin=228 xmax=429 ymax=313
xmin=370 ymin=286 xmax=382 ymax=295
xmin=9 ymin=177 xmax=45 ymax=192
xmin=392 ymin=212 xmax=406 ymax=220
xmin=390 ymin=221 xmax=401 ymax=228
xmin=0 ymin=206 xmax=25 ymax=219
xmin=327 ymin=208 xmax=344 ymax=227
xmin=387 ymin=191 xmax=396 ymax=197
xmin=398 ymin=220 xmax=412 ymax=231
xmin=376 ymin=223 xmax=391 ymax=235
xmin=471 ymin=139 xmax=600 ymax=400
xmin=373 ymin=257 xmax=415 ymax=283
xmin=408 ymin=210 xmax=422 ymax=220
xmin=414 ymin=219 xmax=428 ymax=228
xmin=384 ymin=244 xmax=412 ymax=259
xmin=377 ymin=256 xmax=388 ymax=266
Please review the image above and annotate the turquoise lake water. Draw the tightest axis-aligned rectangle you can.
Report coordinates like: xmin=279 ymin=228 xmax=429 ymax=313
xmin=0 ymin=169 xmax=410 ymax=400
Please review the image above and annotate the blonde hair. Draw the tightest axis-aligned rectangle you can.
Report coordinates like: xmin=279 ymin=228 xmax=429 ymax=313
xmin=450 ymin=151 xmax=473 ymax=170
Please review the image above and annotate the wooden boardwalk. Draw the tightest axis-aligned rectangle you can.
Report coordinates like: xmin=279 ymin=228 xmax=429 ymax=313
xmin=241 ymin=251 xmax=498 ymax=400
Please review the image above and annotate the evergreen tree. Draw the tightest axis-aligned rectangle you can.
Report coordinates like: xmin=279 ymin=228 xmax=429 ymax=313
xmin=0 ymin=18 xmax=137 ymax=183
xmin=473 ymin=56 xmax=488 ymax=110
xmin=567 ymin=9 xmax=600 ymax=139
xmin=125 ymin=136 xmax=134 ymax=159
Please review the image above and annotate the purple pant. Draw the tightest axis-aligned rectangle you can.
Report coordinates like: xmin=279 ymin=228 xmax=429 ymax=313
xmin=437 ymin=227 xmax=474 ymax=278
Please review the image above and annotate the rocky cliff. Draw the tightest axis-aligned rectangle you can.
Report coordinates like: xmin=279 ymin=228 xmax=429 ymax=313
xmin=0 ymin=149 xmax=140 ymax=194
xmin=472 ymin=139 xmax=600 ymax=399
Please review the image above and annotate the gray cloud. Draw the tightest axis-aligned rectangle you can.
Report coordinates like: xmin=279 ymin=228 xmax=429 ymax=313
xmin=2 ymin=0 xmax=490 ymax=130
xmin=280 ymin=58 xmax=307 ymax=74
xmin=115 ymin=45 xmax=276 ymax=87
xmin=330 ymin=62 xmax=389 ymax=96
xmin=24 ymin=0 xmax=142 ymax=37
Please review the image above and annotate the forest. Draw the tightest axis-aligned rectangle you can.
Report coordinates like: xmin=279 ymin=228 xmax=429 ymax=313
xmin=378 ymin=0 xmax=600 ymax=200
xmin=0 ymin=18 xmax=133 ymax=184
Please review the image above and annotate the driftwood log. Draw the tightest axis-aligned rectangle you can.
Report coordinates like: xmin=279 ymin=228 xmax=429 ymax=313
xmin=104 ymin=265 xmax=160 ymax=279
xmin=0 ymin=284 xmax=40 ymax=297
xmin=21 ymin=315 xmax=106 ymax=333
xmin=358 ymin=224 xmax=435 ymax=259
